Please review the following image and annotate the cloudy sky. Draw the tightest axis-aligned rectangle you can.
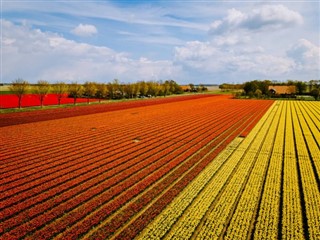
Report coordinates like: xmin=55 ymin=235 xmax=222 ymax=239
xmin=1 ymin=0 xmax=319 ymax=84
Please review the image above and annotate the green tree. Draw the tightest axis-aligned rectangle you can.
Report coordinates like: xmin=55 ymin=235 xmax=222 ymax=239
xmin=52 ymin=81 xmax=68 ymax=105
xmin=84 ymin=81 xmax=97 ymax=104
xmin=124 ymin=83 xmax=135 ymax=98
xmin=243 ymin=81 xmax=258 ymax=95
xmin=68 ymin=82 xmax=84 ymax=105
xmin=189 ymin=83 xmax=195 ymax=92
xmin=107 ymin=82 xmax=115 ymax=99
xmin=139 ymin=81 xmax=149 ymax=97
xmin=310 ymin=88 xmax=319 ymax=100
xmin=255 ymin=89 xmax=262 ymax=99
xmin=295 ymin=81 xmax=307 ymax=95
xmin=168 ymin=80 xmax=183 ymax=94
xmin=162 ymin=81 xmax=171 ymax=96
xmin=34 ymin=80 xmax=50 ymax=107
xmin=9 ymin=78 xmax=29 ymax=109
xmin=96 ymin=83 xmax=108 ymax=102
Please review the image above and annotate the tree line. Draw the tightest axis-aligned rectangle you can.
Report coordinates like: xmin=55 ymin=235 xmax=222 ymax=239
xmin=8 ymin=79 xmax=184 ymax=109
xmin=219 ymin=80 xmax=320 ymax=100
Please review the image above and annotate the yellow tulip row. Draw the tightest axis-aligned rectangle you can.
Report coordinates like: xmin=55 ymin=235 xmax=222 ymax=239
xmin=136 ymin=137 xmax=244 ymax=240
xmin=281 ymin=101 xmax=305 ymax=239
xmin=224 ymin=101 xmax=284 ymax=239
xmin=292 ymin=101 xmax=320 ymax=240
xmin=136 ymin=100 xmax=319 ymax=239
xmin=136 ymin=103 xmax=277 ymax=239
xmin=193 ymin=102 xmax=278 ymax=239
xmin=253 ymin=101 xmax=286 ymax=239
xmin=296 ymin=101 xmax=320 ymax=175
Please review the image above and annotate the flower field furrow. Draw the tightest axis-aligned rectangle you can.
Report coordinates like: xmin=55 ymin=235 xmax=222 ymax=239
xmin=0 ymin=96 xmax=232 ymax=175
xmin=1 ymin=98 xmax=251 ymax=237
xmin=281 ymin=101 xmax=304 ymax=239
xmin=1 ymin=97 xmax=218 ymax=161
xmin=162 ymin=101 xmax=277 ymax=239
xmin=0 ymin=99 xmax=235 ymax=204
xmin=0 ymin=94 xmax=217 ymax=127
xmin=223 ymin=101 xmax=282 ymax=239
xmin=298 ymin=102 xmax=320 ymax=145
xmin=137 ymin=138 xmax=245 ymax=239
xmin=1 ymin=119 xmax=208 ymax=221
xmin=107 ymin=102 xmax=271 ymax=240
xmin=27 ymin=104 xmax=249 ymax=240
xmin=295 ymin=102 xmax=320 ymax=178
xmin=1 ymin=121 xmax=147 ymax=164
xmin=134 ymin=100 xmax=318 ymax=240
xmin=0 ymin=106 xmax=207 ymax=189
xmin=253 ymin=102 xmax=286 ymax=239
xmin=9 ymin=96 xmax=317 ymax=240
xmin=1 ymin=131 xmax=188 ymax=231
xmin=1 ymin=100 xmax=208 ymax=171
xmin=4 ymin=128 xmax=215 ymax=239
xmin=292 ymin=102 xmax=320 ymax=240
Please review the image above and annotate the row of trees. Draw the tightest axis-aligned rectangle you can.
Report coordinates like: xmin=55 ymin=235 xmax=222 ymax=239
xmin=243 ymin=80 xmax=320 ymax=99
xmin=9 ymin=79 xmax=184 ymax=108
xmin=219 ymin=80 xmax=320 ymax=100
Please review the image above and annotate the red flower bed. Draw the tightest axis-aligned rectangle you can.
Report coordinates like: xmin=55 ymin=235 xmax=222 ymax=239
xmin=0 ymin=96 xmax=274 ymax=239
xmin=0 ymin=93 xmax=99 ymax=109
xmin=0 ymin=94 xmax=218 ymax=127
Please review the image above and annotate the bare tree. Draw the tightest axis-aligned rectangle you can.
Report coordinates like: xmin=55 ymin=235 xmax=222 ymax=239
xmin=34 ymin=80 xmax=50 ymax=107
xmin=9 ymin=78 xmax=29 ymax=109
xmin=52 ymin=81 xmax=68 ymax=105
xmin=68 ymin=82 xmax=84 ymax=105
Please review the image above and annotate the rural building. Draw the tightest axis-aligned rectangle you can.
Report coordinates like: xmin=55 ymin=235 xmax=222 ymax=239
xmin=268 ymin=85 xmax=296 ymax=95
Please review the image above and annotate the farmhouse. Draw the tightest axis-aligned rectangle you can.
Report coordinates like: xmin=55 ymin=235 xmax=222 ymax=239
xmin=268 ymin=85 xmax=296 ymax=95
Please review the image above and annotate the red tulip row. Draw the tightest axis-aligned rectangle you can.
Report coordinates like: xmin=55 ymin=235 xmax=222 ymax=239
xmin=2 ymin=96 xmax=230 ymax=196
xmin=0 ymin=93 xmax=218 ymax=127
xmin=1 ymin=102 xmax=234 ymax=236
xmin=1 ymin=109 xmax=212 ymax=213
xmin=0 ymin=99 xmax=232 ymax=227
xmin=1 ymin=111 xmax=215 ymax=232
xmin=1 ymin=99 xmax=197 ymax=167
xmin=1 ymin=109 xmax=195 ymax=187
xmin=1 ymin=96 xmax=227 ymax=173
xmin=103 ymin=104 xmax=263 ymax=240
xmin=0 ymin=97 xmax=274 ymax=239
xmin=38 ymin=101 xmax=270 ymax=239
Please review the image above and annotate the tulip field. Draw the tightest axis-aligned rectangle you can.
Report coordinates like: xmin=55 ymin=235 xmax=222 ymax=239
xmin=138 ymin=100 xmax=320 ymax=240
xmin=1 ymin=95 xmax=319 ymax=240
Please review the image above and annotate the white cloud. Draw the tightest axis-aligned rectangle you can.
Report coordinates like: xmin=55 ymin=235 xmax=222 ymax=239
xmin=71 ymin=23 xmax=97 ymax=37
xmin=174 ymin=40 xmax=296 ymax=77
xmin=287 ymin=39 xmax=320 ymax=71
xmin=209 ymin=5 xmax=303 ymax=34
xmin=2 ymin=20 xmax=180 ymax=83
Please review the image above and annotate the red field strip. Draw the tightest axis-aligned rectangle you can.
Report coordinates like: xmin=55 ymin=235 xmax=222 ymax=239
xmin=0 ymin=96 xmax=274 ymax=239
xmin=0 ymin=94 xmax=99 ymax=109
xmin=58 ymin=106 xmax=259 ymax=240
xmin=0 ymin=99 xmax=237 ymax=223
xmin=0 ymin=98 xmax=231 ymax=189
xmin=0 ymin=94 xmax=215 ymax=127
xmin=88 ymin=102 xmax=273 ymax=240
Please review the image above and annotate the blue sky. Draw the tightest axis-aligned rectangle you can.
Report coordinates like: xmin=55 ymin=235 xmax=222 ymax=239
xmin=1 ymin=0 xmax=319 ymax=84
